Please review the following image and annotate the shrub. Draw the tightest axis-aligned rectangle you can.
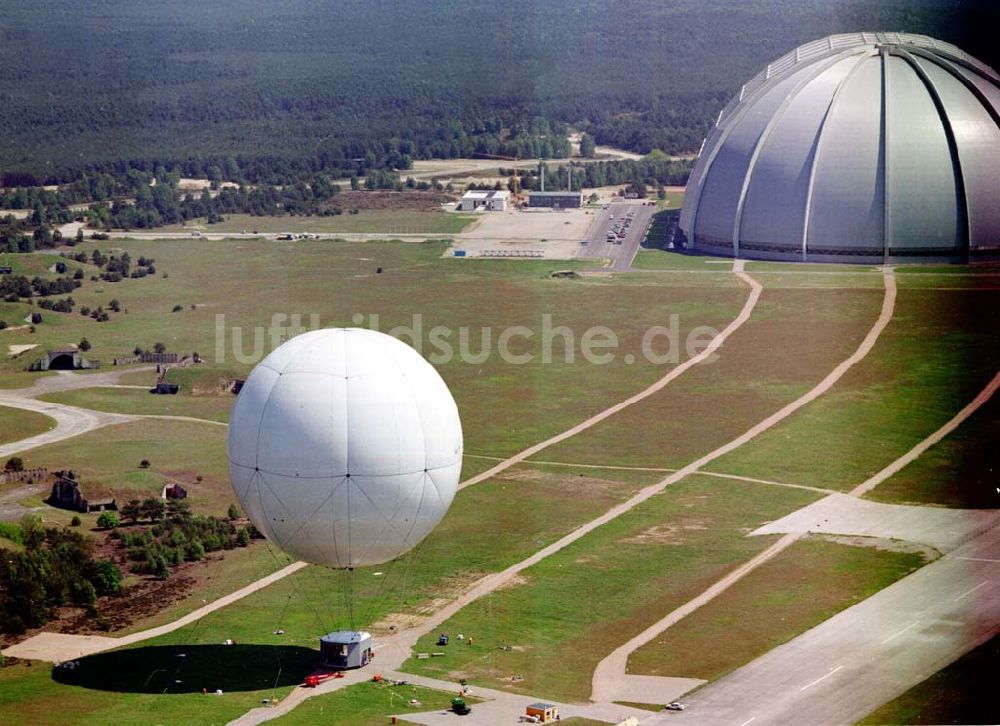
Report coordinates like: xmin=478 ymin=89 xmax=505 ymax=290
xmin=96 ymin=511 xmax=119 ymax=530
xmin=78 ymin=337 xmax=91 ymax=352
xmin=4 ymin=456 xmax=24 ymax=472
xmin=171 ymin=304 xmax=183 ymax=312
xmin=227 ymin=503 xmax=241 ymax=520
xmin=0 ymin=521 xmax=24 ymax=545
xmin=152 ymin=555 xmax=170 ymax=579
xmin=139 ymin=459 xmax=150 ymax=469
xmin=185 ymin=539 xmax=205 ymax=562
xmin=70 ymin=515 xmax=82 ymax=527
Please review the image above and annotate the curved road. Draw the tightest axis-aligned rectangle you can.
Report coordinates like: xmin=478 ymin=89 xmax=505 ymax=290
xmin=0 ymin=368 xmax=157 ymax=459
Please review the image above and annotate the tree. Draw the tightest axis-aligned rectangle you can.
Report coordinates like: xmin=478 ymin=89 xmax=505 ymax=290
xmin=237 ymin=527 xmax=251 ymax=547
xmin=75 ymin=227 xmax=84 ymax=244
xmin=140 ymin=497 xmax=165 ymax=523
xmin=21 ymin=513 xmax=45 ymax=549
xmin=580 ymin=133 xmax=596 ymax=158
xmin=70 ymin=515 xmax=82 ymax=527
xmin=227 ymin=503 xmax=241 ymax=521
xmin=152 ymin=555 xmax=170 ymax=579
xmin=120 ymin=498 xmax=141 ymax=524
xmin=166 ymin=499 xmax=192 ymax=523
xmin=153 ymin=341 xmax=166 ymax=354
xmin=185 ymin=539 xmax=205 ymax=561
xmin=78 ymin=337 xmax=91 ymax=352
xmin=4 ymin=456 xmax=24 ymax=472
xmin=95 ymin=560 xmax=122 ymax=594
xmin=139 ymin=459 xmax=150 ymax=468
xmin=97 ymin=511 xmax=120 ymax=530
xmin=78 ymin=580 xmax=98 ymax=615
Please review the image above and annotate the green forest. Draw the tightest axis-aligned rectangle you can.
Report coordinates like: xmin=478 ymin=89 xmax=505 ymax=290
xmin=1 ymin=0 xmax=993 ymax=184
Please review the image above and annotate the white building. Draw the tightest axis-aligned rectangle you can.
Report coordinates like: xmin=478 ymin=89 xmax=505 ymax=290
xmin=458 ymin=189 xmax=509 ymax=212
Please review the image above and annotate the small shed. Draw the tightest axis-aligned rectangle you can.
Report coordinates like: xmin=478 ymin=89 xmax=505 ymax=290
xmin=319 ymin=630 xmax=372 ymax=670
xmin=525 ymin=703 xmax=559 ymax=723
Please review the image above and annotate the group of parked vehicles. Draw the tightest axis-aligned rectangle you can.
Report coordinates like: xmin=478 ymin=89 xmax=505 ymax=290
xmin=605 ymin=208 xmax=637 ymax=245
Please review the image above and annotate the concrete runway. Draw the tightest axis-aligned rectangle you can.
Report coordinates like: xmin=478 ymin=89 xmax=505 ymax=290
xmin=641 ymin=523 xmax=1000 ymax=726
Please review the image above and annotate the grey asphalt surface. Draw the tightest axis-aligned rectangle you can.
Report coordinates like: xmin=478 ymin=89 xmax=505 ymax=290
xmin=578 ymin=201 xmax=657 ymax=270
xmin=640 ymin=522 xmax=1000 ymax=726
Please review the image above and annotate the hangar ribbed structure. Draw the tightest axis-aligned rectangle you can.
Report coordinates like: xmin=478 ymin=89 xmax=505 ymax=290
xmin=679 ymin=32 xmax=1000 ymax=263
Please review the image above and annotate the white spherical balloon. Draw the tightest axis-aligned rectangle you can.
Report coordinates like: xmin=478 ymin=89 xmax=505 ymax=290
xmin=227 ymin=328 xmax=463 ymax=568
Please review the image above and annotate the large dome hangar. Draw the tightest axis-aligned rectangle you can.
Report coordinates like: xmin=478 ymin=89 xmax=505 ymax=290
xmin=679 ymin=32 xmax=1000 ymax=263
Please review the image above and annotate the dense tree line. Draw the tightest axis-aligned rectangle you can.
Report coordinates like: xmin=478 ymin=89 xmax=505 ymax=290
xmin=0 ymin=516 xmax=123 ymax=634
xmin=2 ymin=1 xmax=989 ymax=185
xmin=494 ymin=156 xmax=693 ymax=194
xmin=0 ymin=274 xmax=81 ymax=303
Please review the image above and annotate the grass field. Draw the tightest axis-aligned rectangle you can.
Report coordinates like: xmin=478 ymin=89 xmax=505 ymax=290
xmin=705 ymin=287 xmax=1000 ymax=506
xmin=0 ymin=239 xmax=745 ymax=467
xmin=539 ymin=284 xmax=885 ymax=469
xmin=0 ymin=645 xmax=309 ymax=726
xmin=270 ymin=681 xmax=479 ymax=725
xmin=2 ymin=238 xmax=998 ymax=723
xmin=158 ymin=210 xmax=476 ymax=235
xmin=0 ymin=252 xmax=69 ymax=277
xmin=402 ymin=474 xmax=820 ymax=702
xmin=0 ymin=405 xmax=55 ymax=446
xmin=627 ymin=535 xmax=927 ymax=682
xmin=629 ymin=250 xmax=733 ymax=270
xmin=866 ymin=389 xmax=999 ymax=509
xmin=0 ymin=464 xmax=664 ymax=721
xmin=113 ymin=463 xmax=662 ymax=646
xmin=0 ymin=371 xmax=54 ymax=390
xmin=15 ymin=419 xmax=231 ymax=516
xmin=858 ymin=634 xmax=1000 ymax=725
xmin=39 ymin=387 xmax=234 ymax=423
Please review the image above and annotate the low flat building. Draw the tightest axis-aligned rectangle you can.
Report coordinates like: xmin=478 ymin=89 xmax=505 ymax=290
xmin=528 ymin=191 xmax=583 ymax=209
xmin=319 ymin=630 xmax=373 ymax=670
xmin=525 ymin=702 xmax=559 ymax=722
xmin=458 ymin=189 xmax=509 ymax=212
